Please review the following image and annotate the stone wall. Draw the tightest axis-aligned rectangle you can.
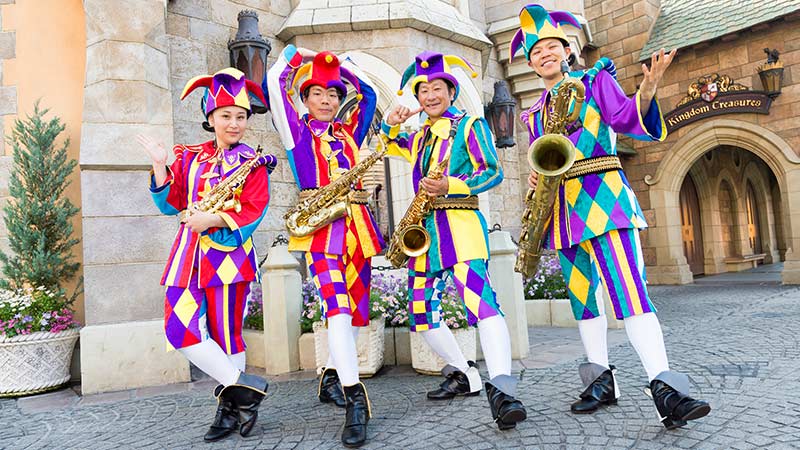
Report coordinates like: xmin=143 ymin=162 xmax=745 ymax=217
xmin=590 ymin=2 xmax=800 ymax=282
xmin=0 ymin=0 xmax=16 ymax=261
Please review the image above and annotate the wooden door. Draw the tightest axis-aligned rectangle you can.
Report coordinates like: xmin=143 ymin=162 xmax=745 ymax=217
xmin=746 ymin=181 xmax=763 ymax=255
xmin=680 ymin=175 xmax=705 ymax=275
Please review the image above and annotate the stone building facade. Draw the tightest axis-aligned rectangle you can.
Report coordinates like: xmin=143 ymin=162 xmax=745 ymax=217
xmin=0 ymin=0 xmax=798 ymax=393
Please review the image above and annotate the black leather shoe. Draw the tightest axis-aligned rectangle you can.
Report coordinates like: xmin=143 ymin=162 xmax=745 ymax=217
xmin=485 ymin=381 xmax=527 ymax=430
xmin=342 ymin=382 xmax=371 ymax=448
xmin=220 ymin=372 xmax=269 ymax=437
xmin=571 ymin=367 xmax=618 ymax=414
xmin=650 ymin=379 xmax=711 ymax=429
xmin=203 ymin=384 xmax=238 ymax=442
xmin=427 ymin=364 xmax=481 ymax=400
xmin=318 ymin=368 xmax=346 ymax=408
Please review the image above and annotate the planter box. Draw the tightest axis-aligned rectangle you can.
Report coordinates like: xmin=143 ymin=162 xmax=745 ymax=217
xmin=526 ymin=298 xmax=624 ymax=329
xmin=409 ymin=327 xmax=476 ymax=375
xmin=313 ymin=320 xmax=385 ymax=377
xmin=1 ymin=328 xmax=80 ymax=397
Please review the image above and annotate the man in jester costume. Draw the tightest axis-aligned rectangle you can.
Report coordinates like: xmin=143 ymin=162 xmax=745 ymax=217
xmin=137 ymin=67 xmax=277 ymax=442
xmin=514 ymin=4 xmax=710 ymax=429
xmin=266 ymin=46 xmax=382 ymax=448
xmin=382 ymin=51 xmax=527 ymax=430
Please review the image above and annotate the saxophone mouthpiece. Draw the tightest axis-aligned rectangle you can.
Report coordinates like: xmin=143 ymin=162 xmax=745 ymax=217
xmin=560 ymin=60 xmax=570 ymax=74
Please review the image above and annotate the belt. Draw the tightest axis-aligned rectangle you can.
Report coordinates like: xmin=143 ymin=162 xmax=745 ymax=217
xmin=298 ymin=188 xmax=371 ymax=205
xmin=565 ymin=155 xmax=623 ymax=179
xmin=431 ymin=195 xmax=479 ymax=210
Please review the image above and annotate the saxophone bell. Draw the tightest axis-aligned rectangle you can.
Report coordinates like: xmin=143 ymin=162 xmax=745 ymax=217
xmin=398 ymin=224 xmax=430 ymax=258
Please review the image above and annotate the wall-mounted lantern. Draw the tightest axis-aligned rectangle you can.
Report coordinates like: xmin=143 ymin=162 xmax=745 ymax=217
xmin=228 ymin=10 xmax=271 ymax=113
xmin=484 ymin=81 xmax=517 ymax=148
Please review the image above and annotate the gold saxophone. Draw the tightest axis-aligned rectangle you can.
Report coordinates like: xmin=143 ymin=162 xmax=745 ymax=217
xmin=515 ymin=61 xmax=584 ymax=277
xmin=385 ymin=154 xmax=451 ymax=269
xmin=181 ymin=145 xmax=270 ymax=222
xmin=284 ymin=140 xmax=388 ymax=238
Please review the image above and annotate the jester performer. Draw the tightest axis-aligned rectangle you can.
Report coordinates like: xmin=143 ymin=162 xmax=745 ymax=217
xmin=381 ymin=51 xmax=527 ymax=430
xmin=137 ymin=67 xmax=277 ymax=442
xmin=266 ymin=46 xmax=383 ymax=448
xmin=513 ymin=4 xmax=710 ymax=429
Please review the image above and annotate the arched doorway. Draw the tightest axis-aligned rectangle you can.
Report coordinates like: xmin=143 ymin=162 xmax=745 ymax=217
xmin=643 ymin=119 xmax=799 ymax=284
xmin=679 ymin=174 xmax=704 ymax=275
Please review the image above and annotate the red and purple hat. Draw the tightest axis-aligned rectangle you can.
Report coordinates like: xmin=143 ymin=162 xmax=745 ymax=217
xmin=289 ymin=51 xmax=363 ymax=100
xmin=181 ymin=67 xmax=266 ymax=117
xmin=398 ymin=51 xmax=477 ymax=101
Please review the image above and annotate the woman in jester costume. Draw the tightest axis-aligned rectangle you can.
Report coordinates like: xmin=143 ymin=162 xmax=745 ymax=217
xmin=514 ymin=4 xmax=710 ymax=429
xmin=266 ymin=46 xmax=382 ymax=448
xmin=381 ymin=51 xmax=527 ymax=430
xmin=138 ymin=67 xmax=277 ymax=442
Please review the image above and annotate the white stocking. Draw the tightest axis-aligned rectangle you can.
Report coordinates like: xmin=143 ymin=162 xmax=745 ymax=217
xmin=420 ymin=325 xmax=469 ymax=372
xmin=228 ymin=351 xmax=246 ymax=373
xmin=327 ymin=314 xmax=359 ymax=386
xmin=578 ymin=315 xmax=609 ymax=369
xmin=624 ymin=312 xmax=670 ymax=381
xmin=477 ymin=315 xmax=512 ymax=380
xmin=178 ymin=339 xmax=240 ymax=386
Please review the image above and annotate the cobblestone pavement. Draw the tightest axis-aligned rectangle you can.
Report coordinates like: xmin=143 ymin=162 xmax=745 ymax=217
xmin=2 ymin=284 xmax=800 ymax=449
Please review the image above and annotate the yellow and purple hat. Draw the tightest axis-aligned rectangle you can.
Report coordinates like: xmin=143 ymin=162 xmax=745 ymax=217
xmin=181 ymin=67 xmax=266 ymax=117
xmin=509 ymin=4 xmax=581 ymax=61
xmin=398 ymin=51 xmax=477 ymax=101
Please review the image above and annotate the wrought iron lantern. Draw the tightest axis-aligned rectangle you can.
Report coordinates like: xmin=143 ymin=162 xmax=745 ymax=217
xmin=228 ymin=10 xmax=271 ymax=113
xmin=485 ymin=81 xmax=517 ymax=148
xmin=757 ymin=48 xmax=784 ymax=98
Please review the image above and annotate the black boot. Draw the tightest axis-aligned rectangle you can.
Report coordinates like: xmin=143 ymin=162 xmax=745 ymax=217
xmin=485 ymin=380 xmax=527 ymax=430
xmin=219 ymin=372 xmax=269 ymax=437
xmin=650 ymin=376 xmax=710 ymax=430
xmin=203 ymin=384 xmax=239 ymax=442
xmin=571 ymin=365 xmax=618 ymax=414
xmin=318 ymin=368 xmax=346 ymax=408
xmin=341 ymin=382 xmax=371 ymax=448
xmin=427 ymin=362 xmax=481 ymax=400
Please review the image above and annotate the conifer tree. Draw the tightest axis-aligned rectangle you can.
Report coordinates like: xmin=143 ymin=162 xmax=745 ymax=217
xmin=0 ymin=102 xmax=80 ymax=296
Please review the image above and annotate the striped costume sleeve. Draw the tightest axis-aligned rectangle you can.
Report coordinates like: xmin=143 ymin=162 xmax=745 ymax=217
xmin=266 ymin=44 xmax=305 ymax=150
xmin=149 ymin=146 xmax=186 ymax=215
xmin=206 ymin=165 xmax=270 ymax=248
xmin=341 ymin=58 xmax=378 ymax=148
xmin=380 ymin=121 xmax=414 ymax=163
xmin=447 ymin=117 xmax=503 ymax=196
xmin=592 ymin=69 xmax=667 ymax=142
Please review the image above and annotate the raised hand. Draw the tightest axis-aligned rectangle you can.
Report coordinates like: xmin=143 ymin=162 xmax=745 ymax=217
xmin=136 ymin=134 xmax=168 ymax=166
xmin=385 ymin=105 xmax=424 ymax=126
xmin=639 ymin=48 xmax=677 ymax=104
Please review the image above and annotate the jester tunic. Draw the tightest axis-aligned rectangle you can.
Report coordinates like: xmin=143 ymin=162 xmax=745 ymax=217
xmin=521 ymin=58 xmax=666 ymax=250
xmin=266 ymin=45 xmax=384 ymax=257
xmin=381 ymin=106 xmax=503 ymax=273
xmin=150 ymin=141 xmax=272 ymax=288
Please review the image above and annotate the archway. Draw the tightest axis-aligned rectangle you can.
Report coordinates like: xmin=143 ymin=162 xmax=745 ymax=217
xmin=644 ymin=119 xmax=800 ymax=284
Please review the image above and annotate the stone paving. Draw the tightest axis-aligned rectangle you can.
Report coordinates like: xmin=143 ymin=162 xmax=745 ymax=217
xmin=2 ymin=282 xmax=800 ymax=449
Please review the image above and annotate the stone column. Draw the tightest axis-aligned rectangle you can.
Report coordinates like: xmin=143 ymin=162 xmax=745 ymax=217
xmin=780 ymin=167 xmax=800 ymax=284
xmin=79 ymin=0 xmax=188 ymax=394
xmin=262 ymin=244 xmax=302 ymax=374
xmin=488 ymin=230 xmax=529 ymax=359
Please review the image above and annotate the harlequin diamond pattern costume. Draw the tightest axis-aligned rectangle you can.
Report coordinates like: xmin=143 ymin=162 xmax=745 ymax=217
xmin=267 ymin=45 xmax=381 ymax=447
xmin=514 ymin=3 xmax=710 ymax=429
xmin=381 ymin=50 xmax=526 ymax=430
xmin=149 ymin=67 xmax=276 ymax=442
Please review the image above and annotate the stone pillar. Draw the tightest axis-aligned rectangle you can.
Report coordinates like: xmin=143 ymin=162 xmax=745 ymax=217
xmin=781 ymin=167 xmax=800 ymax=284
xmin=488 ymin=231 xmax=529 ymax=359
xmin=79 ymin=0 xmax=188 ymax=394
xmin=262 ymin=244 xmax=302 ymax=374
xmin=645 ymin=186 xmax=694 ymax=284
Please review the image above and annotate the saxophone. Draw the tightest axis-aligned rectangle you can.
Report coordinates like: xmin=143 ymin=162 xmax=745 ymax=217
xmin=181 ymin=145 xmax=272 ymax=222
xmin=515 ymin=61 xmax=584 ymax=277
xmin=284 ymin=140 xmax=388 ymax=238
xmin=385 ymin=154 xmax=450 ymax=269
xmin=385 ymin=115 xmax=463 ymax=269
